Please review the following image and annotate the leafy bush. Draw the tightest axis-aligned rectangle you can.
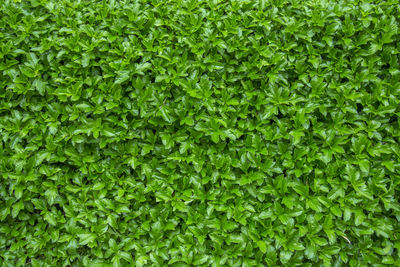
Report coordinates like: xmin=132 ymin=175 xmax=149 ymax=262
xmin=1 ymin=0 xmax=400 ymax=266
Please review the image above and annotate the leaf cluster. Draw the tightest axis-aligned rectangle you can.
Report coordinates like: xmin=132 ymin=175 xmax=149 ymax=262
xmin=0 ymin=0 xmax=400 ymax=266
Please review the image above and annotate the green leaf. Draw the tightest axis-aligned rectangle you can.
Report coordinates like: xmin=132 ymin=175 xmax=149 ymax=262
xmin=160 ymin=106 xmax=173 ymax=123
xmin=44 ymin=212 xmax=57 ymax=226
xmin=78 ymin=233 xmax=97 ymax=245
xmin=115 ymin=70 xmax=130 ymax=84
xmin=257 ymin=240 xmax=267 ymax=253
xmin=19 ymin=65 xmax=36 ymax=77
xmin=12 ymin=202 xmax=24 ymax=218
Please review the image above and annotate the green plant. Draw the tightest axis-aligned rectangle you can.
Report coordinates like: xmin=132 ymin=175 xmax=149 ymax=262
xmin=0 ymin=0 xmax=399 ymax=266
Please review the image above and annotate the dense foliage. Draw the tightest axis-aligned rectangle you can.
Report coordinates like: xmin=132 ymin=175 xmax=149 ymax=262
xmin=1 ymin=0 xmax=400 ymax=266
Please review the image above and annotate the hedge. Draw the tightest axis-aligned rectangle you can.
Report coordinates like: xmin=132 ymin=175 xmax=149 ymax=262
xmin=0 ymin=0 xmax=400 ymax=266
